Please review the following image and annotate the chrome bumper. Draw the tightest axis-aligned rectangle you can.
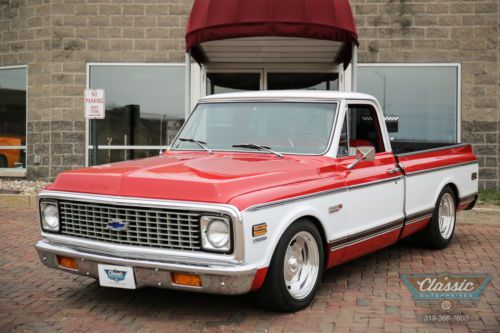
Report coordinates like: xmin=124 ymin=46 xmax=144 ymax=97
xmin=35 ymin=239 xmax=257 ymax=295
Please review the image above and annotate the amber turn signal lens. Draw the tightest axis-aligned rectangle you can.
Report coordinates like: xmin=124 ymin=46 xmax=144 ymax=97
xmin=252 ymin=223 xmax=267 ymax=237
xmin=171 ymin=272 xmax=202 ymax=287
xmin=57 ymin=256 xmax=77 ymax=270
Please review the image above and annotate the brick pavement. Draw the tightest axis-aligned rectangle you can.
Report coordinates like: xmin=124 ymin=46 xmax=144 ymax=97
xmin=0 ymin=207 xmax=499 ymax=333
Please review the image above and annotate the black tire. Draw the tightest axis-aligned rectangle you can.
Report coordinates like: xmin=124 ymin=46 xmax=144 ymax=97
xmin=253 ymin=218 xmax=324 ymax=312
xmin=414 ymin=186 xmax=457 ymax=250
xmin=0 ymin=155 xmax=7 ymax=168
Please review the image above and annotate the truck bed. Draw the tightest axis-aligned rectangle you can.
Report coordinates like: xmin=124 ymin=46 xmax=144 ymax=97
xmin=391 ymin=141 xmax=460 ymax=155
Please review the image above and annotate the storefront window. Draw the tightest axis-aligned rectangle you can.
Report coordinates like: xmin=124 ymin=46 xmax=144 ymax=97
xmin=0 ymin=66 xmax=27 ymax=171
xmin=88 ymin=64 xmax=185 ymax=165
xmin=358 ymin=65 xmax=459 ymax=143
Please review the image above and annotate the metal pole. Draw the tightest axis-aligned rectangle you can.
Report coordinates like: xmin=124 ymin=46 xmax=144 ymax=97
xmin=185 ymin=52 xmax=191 ymax=119
xmin=92 ymin=119 xmax=98 ymax=165
xmin=351 ymin=42 xmax=358 ymax=92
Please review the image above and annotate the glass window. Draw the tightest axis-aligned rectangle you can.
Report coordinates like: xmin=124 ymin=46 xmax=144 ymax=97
xmin=358 ymin=65 xmax=459 ymax=143
xmin=206 ymin=73 xmax=260 ymax=95
xmin=0 ymin=67 xmax=26 ymax=169
xmin=267 ymin=73 xmax=339 ymax=90
xmin=88 ymin=65 xmax=185 ymax=165
xmin=88 ymin=149 xmax=163 ymax=165
xmin=172 ymin=102 xmax=337 ymax=155
xmin=347 ymin=105 xmax=385 ymax=153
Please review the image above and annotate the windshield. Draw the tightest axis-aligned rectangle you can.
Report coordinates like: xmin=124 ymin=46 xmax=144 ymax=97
xmin=171 ymin=102 xmax=337 ymax=155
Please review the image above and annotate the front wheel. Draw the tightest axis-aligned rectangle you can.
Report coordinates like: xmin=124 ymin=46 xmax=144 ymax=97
xmin=416 ymin=186 xmax=457 ymax=249
xmin=253 ymin=219 xmax=324 ymax=312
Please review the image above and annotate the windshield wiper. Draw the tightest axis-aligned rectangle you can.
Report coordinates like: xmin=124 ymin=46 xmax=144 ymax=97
xmin=232 ymin=143 xmax=284 ymax=158
xmin=178 ymin=138 xmax=213 ymax=154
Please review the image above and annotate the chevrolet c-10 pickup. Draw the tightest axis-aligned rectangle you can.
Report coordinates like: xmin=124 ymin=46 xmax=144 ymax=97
xmin=36 ymin=91 xmax=478 ymax=311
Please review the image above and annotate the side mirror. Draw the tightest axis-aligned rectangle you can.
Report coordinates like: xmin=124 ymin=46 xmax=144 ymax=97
xmin=347 ymin=146 xmax=375 ymax=170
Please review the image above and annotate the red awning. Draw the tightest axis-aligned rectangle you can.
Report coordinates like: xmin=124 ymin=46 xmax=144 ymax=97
xmin=185 ymin=0 xmax=358 ymax=68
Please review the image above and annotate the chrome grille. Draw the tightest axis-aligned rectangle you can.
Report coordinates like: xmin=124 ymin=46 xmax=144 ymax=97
xmin=59 ymin=200 xmax=202 ymax=251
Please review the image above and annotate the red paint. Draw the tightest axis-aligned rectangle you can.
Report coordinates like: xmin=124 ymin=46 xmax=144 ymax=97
xmin=49 ymin=145 xmax=476 ymax=213
xmin=326 ymin=248 xmax=344 ymax=268
xmin=339 ymin=228 xmax=401 ymax=264
xmin=250 ymin=267 xmax=268 ymax=291
xmin=399 ymin=218 xmax=431 ymax=239
xmin=396 ymin=145 xmax=476 ymax=175
xmin=186 ymin=0 xmax=358 ymax=67
xmin=50 ymin=151 xmax=332 ymax=207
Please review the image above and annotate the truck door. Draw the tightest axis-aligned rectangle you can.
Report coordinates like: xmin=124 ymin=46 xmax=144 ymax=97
xmin=335 ymin=103 xmax=405 ymax=263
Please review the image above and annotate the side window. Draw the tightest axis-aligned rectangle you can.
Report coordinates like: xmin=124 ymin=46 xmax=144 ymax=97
xmin=338 ymin=116 xmax=349 ymax=157
xmin=347 ymin=105 xmax=385 ymax=153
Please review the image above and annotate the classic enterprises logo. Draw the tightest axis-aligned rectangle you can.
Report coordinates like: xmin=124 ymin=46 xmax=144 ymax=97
xmin=105 ymin=269 xmax=128 ymax=282
xmin=401 ymin=273 xmax=491 ymax=312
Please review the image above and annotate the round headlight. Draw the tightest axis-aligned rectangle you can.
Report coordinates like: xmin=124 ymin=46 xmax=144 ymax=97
xmin=42 ymin=204 xmax=59 ymax=230
xmin=206 ymin=219 xmax=230 ymax=248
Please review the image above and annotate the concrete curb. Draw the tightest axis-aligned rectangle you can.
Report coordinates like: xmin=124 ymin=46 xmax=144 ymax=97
xmin=0 ymin=194 xmax=37 ymax=209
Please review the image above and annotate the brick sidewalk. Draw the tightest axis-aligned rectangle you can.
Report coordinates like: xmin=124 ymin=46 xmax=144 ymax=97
xmin=0 ymin=207 xmax=498 ymax=333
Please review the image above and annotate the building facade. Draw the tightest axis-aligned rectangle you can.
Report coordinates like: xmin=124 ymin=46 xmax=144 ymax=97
xmin=0 ymin=0 xmax=498 ymax=191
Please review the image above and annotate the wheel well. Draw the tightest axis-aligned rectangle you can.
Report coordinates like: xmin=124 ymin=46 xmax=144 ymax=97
xmin=298 ymin=215 xmax=329 ymax=267
xmin=444 ymin=183 xmax=459 ymax=206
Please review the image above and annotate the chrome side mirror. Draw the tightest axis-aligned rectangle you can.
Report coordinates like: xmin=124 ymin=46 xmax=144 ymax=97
xmin=347 ymin=146 xmax=375 ymax=170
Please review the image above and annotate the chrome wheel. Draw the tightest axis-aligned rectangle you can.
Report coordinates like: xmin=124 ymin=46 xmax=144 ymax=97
xmin=438 ymin=192 xmax=455 ymax=240
xmin=283 ymin=231 xmax=320 ymax=300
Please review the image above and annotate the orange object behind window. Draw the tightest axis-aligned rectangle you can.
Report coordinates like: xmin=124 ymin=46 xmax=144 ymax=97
xmin=0 ymin=136 xmax=22 ymax=168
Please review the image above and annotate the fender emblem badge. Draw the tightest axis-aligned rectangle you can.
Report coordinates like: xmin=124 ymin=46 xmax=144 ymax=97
xmin=329 ymin=204 xmax=343 ymax=214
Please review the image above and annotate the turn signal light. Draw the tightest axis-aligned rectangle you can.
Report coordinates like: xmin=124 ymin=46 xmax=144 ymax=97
xmin=57 ymin=256 xmax=77 ymax=270
xmin=171 ymin=272 xmax=202 ymax=287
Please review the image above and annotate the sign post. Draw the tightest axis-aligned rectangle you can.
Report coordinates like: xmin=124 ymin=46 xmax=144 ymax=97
xmin=84 ymin=89 xmax=105 ymax=165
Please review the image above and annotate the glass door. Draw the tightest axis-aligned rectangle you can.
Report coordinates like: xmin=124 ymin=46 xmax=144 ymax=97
xmin=206 ymin=71 xmax=262 ymax=95
xmin=266 ymin=72 xmax=339 ymax=91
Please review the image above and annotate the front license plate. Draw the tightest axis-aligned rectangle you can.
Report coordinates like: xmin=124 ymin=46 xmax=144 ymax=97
xmin=98 ymin=264 xmax=136 ymax=289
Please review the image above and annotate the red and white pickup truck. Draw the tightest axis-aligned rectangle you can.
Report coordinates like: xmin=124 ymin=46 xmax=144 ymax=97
xmin=36 ymin=91 xmax=478 ymax=311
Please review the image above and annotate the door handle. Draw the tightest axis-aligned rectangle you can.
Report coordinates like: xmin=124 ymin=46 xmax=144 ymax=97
xmin=386 ymin=167 xmax=401 ymax=174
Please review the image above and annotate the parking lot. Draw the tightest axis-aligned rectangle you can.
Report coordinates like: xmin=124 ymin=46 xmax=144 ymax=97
xmin=1 ymin=207 xmax=498 ymax=333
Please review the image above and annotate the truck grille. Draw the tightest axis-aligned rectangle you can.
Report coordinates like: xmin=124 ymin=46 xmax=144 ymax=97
xmin=59 ymin=200 xmax=202 ymax=251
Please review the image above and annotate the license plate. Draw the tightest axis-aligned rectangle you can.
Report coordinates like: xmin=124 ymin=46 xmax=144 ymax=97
xmin=98 ymin=264 xmax=136 ymax=289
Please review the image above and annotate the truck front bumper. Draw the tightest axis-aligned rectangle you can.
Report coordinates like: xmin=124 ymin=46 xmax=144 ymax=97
xmin=35 ymin=239 xmax=257 ymax=295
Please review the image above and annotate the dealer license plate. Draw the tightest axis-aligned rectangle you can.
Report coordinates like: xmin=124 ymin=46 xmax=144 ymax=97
xmin=98 ymin=264 xmax=136 ymax=289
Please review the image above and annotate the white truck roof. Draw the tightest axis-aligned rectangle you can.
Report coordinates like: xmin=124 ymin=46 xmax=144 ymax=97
xmin=199 ymin=90 xmax=377 ymax=103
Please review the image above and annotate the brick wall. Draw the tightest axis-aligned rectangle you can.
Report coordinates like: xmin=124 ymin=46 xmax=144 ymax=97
xmin=0 ymin=0 xmax=499 ymax=190
xmin=0 ymin=0 xmax=191 ymax=180
xmin=350 ymin=0 xmax=499 ymax=190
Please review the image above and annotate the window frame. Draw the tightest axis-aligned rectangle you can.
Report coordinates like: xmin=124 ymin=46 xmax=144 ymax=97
xmin=85 ymin=62 xmax=186 ymax=166
xmin=203 ymin=63 xmax=345 ymax=96
xmin=0 ymin=65 xmax=28 ymax=177
xmin=357 ymin=63 xmax=461 ymax=143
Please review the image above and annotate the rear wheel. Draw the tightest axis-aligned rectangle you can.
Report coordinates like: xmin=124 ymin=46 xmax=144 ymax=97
xmin=253 ymin=219 xmax=324 ymax=312
xmin=415 ymin=186 xmax=457 ymax=249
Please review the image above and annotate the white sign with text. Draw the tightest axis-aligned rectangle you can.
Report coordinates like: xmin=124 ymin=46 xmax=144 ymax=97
xmin=84 ymin=89 xmax=105 ymax=119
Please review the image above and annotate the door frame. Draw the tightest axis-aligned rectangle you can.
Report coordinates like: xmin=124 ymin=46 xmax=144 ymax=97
xmin=202 ymin=63 xmax=345 ymax=97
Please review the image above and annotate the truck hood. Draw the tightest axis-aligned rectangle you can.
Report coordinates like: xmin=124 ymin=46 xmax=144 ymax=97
xmin=50 ymin=151 xmax=335 ymax=204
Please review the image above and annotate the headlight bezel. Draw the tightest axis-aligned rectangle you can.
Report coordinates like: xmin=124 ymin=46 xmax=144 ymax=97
xmin=200 ymin=215 xmax=232 ymax=253
xmin=39 ymin=200 xmax=60 ymax=233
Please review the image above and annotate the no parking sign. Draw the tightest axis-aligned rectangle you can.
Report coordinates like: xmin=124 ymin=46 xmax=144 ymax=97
xmin=84 ymin=89 xmax=105 ymax=119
